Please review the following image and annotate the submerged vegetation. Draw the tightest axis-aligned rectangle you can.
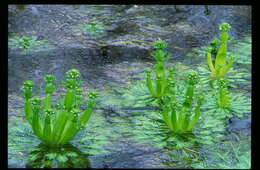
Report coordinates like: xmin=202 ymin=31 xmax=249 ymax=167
xmin=8 ymin=35 xmax=48 ymax=50
xmin=84 ymin=21 xmax=106 ymax=36
xmin=22 ymin=69 xmax=98 ymax=146
xmin=26 ymin=143 xmax=91 ymax=168
xmin=8 ymin=18 xmax=251 ymax=168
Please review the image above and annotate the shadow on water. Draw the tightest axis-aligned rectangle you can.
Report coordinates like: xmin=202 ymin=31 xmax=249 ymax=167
xmin=26 ymin=143 xmax=91 ymax=168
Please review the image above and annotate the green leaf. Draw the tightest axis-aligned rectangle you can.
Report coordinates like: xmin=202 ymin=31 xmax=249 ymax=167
xmin=66 ymin=152 xmax=78 ymax=158
xmin=57 ymin=155 xmax=68 ymax=163
xmin=46 ymin=153 xmax=57 ymax=160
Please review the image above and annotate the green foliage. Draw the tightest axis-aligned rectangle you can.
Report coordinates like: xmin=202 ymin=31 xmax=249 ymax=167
xmin=232 ymin=36 xmax=252 ymax=66
xmin=8 ymin=109 xmax=114 ymax=167
xmin=197 ymin=65 xmax=250 ymax=89
xmin=151 ymin=40 xmax=172 ymax=62
xmin=8 ymin=35 xmax=48 ymax=50
xmin=192 ymin=140 xmax=251 ymax=169
xmin=146 ymin=41 xmax=205 ymax=133
xmin=21 ymin=69 xmax=98 ymax=146
xmin=161 ymin=71 xmax=204 ymax=133
xmin=26 ymin=143 xmax=91 ymax=168
xmin=202 ymin=91 xmax=251 ymax=119
xmin=84 ymin=21 xmax=106 ymax=36
xmin=207 ymin=22 xmax=236 ymax=79
xmin=146 ymin=40 xmax=173 ymax=103
xmin=216 ymin=78 xmax=231 ymax=109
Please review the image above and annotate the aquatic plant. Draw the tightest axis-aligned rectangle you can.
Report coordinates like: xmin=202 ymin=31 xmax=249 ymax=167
xmin=84 ymin=21 xmax=105 ymax=35
xmin=161 ymin=71 xmax=204 ymax=133
xmin=232 ymin=35 xmax=251 ymax=66
xmin=22 ymin=69 xmax=98 ymax=146
xmin=146 ymin=40 xmax=173 ymax=104
xmin=8 ymin=35 xmax=47 ymax=50
xmin=202 ymin=91 xmax=250 ymax=120
xmin=26 ymin=143 xmax=91 ymax=168
xmin=207 ymin=22 xmax=236 ymax=79
xmin=216 ymin=78 xmax=231 ymax=109
xmin=192 ymin=140 xmax=251 ymax=169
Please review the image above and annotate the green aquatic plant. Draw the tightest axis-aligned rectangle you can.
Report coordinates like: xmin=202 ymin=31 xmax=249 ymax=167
xmin=216 ymin=78 xmax=231 ymax=109
xmin=192 ymin=140 xmax=251 ymax=169
xmin=151 ymin=39 xmax=172 ymax=62
xmin=161 ymin=71 xmax=204 ymax=133
xmin=84 ymin=21 xmax=105 ymax=35
xmin=26 ymin=143 xmax=91 ymax=168
xmin=22 ymin=69 xmax=98 ymax=147
xmin=9 ymin=35 xmax=47 ymax=50
xmin=146 ymin=40 xmax=173 ymax=104
xmin=203 ymin=91 xmax=251 ymax=120
xmin=232 ymin=35 xmax=251 ymax=66
xmin=207 ymin=22 xmax=236 ymax=79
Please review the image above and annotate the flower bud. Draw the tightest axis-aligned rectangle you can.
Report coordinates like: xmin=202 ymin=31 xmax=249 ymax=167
xmin=186 ymin=71 xmax=199 ymax=85
xmin=219 ymin=22 xmax=231 ymax=32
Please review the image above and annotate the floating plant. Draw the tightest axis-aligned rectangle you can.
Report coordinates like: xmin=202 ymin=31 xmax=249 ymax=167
xmin=8 ymin=35 xmax=49 ymax=50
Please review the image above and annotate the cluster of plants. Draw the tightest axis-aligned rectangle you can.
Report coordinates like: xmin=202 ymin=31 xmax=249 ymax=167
xmin=8 ymin=105 xmax=114 ymax=168
xmin=145 ymin=22 xmax=251 ymax=134
xmin=145 ymin=39 xmax=204 ymax=133
xmin=201 ymin=23 xmax=250 ymax=119
xmin=22 ymin=69 xmax=98 ymax=147
xmin=206 ymin=23 xmax=235 ymax=80
xmin=9 ymin=35 xmax=48 ymax=50
xmin=16 ymin=22 xmax=251 ymax=168
xmin=186 ymin=33 xmax=250 ymax=89
xmin=139 ymin=22 xmax=251 ymax=168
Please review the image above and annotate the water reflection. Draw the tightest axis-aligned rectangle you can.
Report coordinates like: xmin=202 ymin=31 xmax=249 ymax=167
xmin=26 ymin=143 xmax=91 ymax=168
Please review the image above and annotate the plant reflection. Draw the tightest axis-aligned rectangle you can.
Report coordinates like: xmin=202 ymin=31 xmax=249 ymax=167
xmin=26 ymin=143 xmax=91 ymax=168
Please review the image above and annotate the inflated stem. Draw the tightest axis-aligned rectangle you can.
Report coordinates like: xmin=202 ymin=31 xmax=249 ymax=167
xmin=217 ymin=78 xmax=231 ymax=108
xmin=44 ymin=94 xmax=52 ymax=110
xmin=218 ymin=88 xmax=231 ymax=108
xmin=64 ymin=89 xmax=75 ymax=111
xmin=162 ymin=106 xmax=172 ymax=130
xmin=183 ymin=86 xmax=194 ymax=109
xmin=170 ymin=107 xmax=178 ymax=131
xmin=155 ymin=62 xmax=167 ymax=97
xmin=25 ymin=100 xmax=33 ymax=124
xmin=43 ymin=113 xmax=52 ymax=144
xmin=52 ymin=111 xmax=70 ymax=143
xmin=146 ymin=69 xmax=156 ymax=97
xmin=58 ymin=120 xmax=78 ymax=144
xmin=183 ymin=71 xmax=199 ymax=109
xmin=207 ymin=22 xmax=234 ymax=79
xmin=181 ymin=110 xmax=190 ymax=131
xmin=219 ymin=55 xmax=235 ymax=77
xmin=31 ymin=108 xmax=43 ymax=140
xmin=187 ymin=99 xmax=202 ymax=131
xmin=79 ymin=98 xmax=95 ymax=126
xmin=207 ymin=48 xmax=215 ymax=73
xmin=215 ymin=23 xmax=230 ymax=66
